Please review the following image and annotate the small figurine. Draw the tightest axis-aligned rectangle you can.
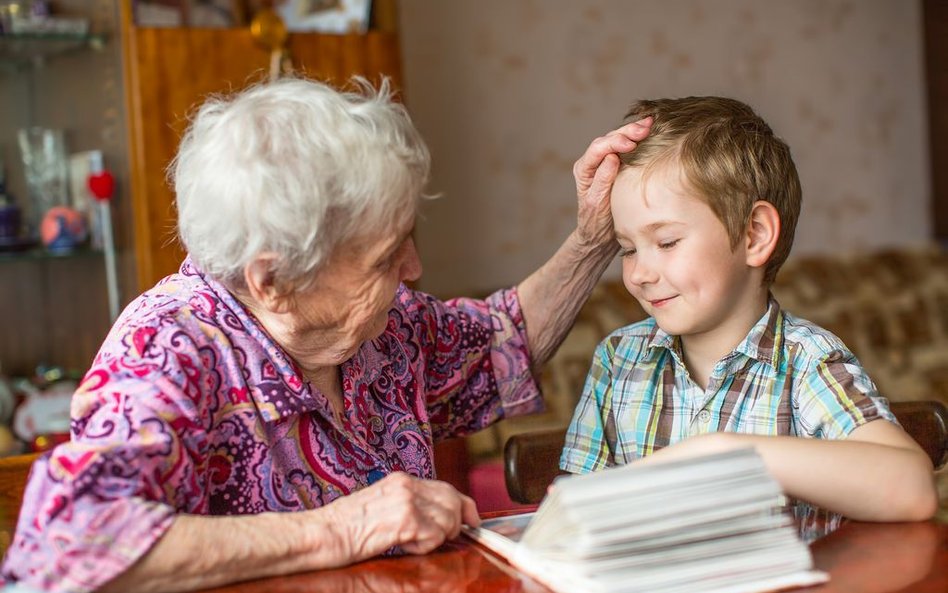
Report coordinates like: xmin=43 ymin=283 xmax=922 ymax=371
xmin=40 ymin=205 xmax=88 ymax=252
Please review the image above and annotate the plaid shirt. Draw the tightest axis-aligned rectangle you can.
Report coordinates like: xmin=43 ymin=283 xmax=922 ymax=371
xmin=561 ymin=298 xmax=896 ymax=541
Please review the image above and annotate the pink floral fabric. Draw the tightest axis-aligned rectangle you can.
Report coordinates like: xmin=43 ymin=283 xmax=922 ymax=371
xmin=2 ymin=258 xmax=542 ymax=592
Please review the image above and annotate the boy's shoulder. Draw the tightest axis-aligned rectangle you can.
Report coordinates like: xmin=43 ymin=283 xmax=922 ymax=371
xmin=779 ymin=308 xmax=854 ymax=363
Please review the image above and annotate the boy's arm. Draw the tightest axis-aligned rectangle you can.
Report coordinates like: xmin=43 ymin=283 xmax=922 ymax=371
xmin=639 ymin=346 xmax=938 ymax=522
xmin=642 ymin=421 xmax=937 ymax=522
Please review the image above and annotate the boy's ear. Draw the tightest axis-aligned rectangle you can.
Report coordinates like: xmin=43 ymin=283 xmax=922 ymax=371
xmin=744 ymin=201 xmax=780 ymax=269
xmin=243 ymin=253 xmax=293 ymax=314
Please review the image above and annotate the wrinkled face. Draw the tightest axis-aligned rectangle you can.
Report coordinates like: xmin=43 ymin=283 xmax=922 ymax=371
xmin=611 ymin=161 xmax=758 ymax=343
xmin=287 ymin=220 xmax=422 ymax=364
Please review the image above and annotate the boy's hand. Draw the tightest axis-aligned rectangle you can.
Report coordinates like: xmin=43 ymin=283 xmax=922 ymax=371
xmin=573 ymin=117 xmax=652 ymax=248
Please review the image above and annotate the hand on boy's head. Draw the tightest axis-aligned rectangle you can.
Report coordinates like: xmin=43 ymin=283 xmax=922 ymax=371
xmin=574 ymin=117 xmax=653 ymax=247
xmin=574 ymin=117 xmax=653 ymax=201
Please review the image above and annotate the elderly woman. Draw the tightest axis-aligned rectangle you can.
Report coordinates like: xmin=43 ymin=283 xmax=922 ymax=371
xmin=1 ymin=78 xmax=650 ymax=593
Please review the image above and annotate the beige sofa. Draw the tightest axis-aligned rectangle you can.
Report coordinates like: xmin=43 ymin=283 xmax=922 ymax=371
xmin=467 ymin=246 xmax=948 ymax=509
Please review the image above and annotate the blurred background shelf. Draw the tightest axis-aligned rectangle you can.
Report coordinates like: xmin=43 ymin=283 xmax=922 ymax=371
xmin=0 ymin=32 xmax=106 ymax=68
xmin=0 ymin=244 xmax=103 ymax=264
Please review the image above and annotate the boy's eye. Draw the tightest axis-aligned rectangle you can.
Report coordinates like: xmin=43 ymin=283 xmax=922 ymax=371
xmin=658 ymin=239 xmax=680 ymax=250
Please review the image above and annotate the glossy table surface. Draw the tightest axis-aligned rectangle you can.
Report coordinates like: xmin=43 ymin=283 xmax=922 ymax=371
xmin=1 ymin=491 xmax=944 ymax=593
xmin=195 ymin=518 xmax=948 ymax=593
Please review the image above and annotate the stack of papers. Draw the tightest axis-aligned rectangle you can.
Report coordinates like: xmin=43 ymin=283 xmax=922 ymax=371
xmin=465 ymin=448 xmax=827 ymax=593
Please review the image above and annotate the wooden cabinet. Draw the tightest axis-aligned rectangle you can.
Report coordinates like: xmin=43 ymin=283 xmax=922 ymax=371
xmin=120 ymin=4 xmax=403 ymax=290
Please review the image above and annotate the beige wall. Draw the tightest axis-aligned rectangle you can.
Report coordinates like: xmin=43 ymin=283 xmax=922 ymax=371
xmin=400 ymin=0 xmax=931 ymax=297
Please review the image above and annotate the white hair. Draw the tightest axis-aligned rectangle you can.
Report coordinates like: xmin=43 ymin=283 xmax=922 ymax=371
xmin=171 ymin=77 xmax=430 ymax=289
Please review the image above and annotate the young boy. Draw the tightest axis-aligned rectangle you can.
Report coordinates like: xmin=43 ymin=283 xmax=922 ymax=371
xmin=560 ymin=97 xmax=937 ymax=540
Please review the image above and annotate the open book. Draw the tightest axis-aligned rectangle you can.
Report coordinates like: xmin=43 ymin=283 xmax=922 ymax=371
xmin=463 ymin=448 xmax=828 ymax=593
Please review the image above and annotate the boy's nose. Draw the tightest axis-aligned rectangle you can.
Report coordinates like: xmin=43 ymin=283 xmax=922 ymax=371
xmin=627 ymin=259 xmax=658 ymax=286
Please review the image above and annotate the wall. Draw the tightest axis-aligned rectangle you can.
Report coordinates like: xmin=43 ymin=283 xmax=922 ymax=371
xmin=400 ymin=0 xmax=931 ymax=298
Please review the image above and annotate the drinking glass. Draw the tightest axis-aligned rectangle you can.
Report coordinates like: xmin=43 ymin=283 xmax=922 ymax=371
xmin=17 ymin=127 xmax=68 ymax=236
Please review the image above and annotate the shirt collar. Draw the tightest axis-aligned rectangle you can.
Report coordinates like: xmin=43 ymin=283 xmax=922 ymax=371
xmin=181 ymin=257 xmax=323 ymax=422
xmin=734 ymin=295 xmax=783 ymax=368
xmin=643 ymin=295 xmax=784 ymax=369
xmin=646 ymin=322 xmax=678 ymax=360
xmin=343 ymin=287 xmax=406 ymax=388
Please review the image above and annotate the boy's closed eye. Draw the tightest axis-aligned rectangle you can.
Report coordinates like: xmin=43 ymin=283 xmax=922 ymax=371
xmin=619 ymin=239 xmax=680 ymax=257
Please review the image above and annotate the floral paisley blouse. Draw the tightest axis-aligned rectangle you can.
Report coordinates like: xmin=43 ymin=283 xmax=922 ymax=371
xmin=2 ymin=258 xmax=542 ymax=592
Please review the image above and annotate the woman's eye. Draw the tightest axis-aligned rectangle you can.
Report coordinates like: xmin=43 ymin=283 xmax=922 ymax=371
xmin=658 ymin=239 xmax=680 ymax=250
xmin=619 ymin=248 xmax=637 ymax=258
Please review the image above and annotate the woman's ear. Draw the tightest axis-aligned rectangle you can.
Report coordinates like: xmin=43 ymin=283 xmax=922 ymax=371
xmin=745 ymin=201 xmax=780 ymax=269
xmin=243 ymin=253 xmax=292 ymax=313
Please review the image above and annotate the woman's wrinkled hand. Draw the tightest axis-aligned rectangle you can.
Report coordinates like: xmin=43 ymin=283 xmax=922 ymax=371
xmin=573 ymin=117 xmax=653 ymax=248
xmin=324 ymin=472 xmax=481 ymax=562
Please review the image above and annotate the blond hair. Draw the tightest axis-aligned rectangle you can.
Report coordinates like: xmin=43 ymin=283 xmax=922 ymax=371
xmin=621 ymin=97 xmax=801 ymax=285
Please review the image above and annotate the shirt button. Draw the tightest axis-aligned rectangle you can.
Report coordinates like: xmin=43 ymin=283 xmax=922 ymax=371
xmin=698 ymin=410 xmax=711 ymax=423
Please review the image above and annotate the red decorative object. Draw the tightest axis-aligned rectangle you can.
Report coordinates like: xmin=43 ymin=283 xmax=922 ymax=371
xmin=88 ymin=170 xmax=115 ymax=202
xmin=86 ymin=151 xmax=121 ymax=321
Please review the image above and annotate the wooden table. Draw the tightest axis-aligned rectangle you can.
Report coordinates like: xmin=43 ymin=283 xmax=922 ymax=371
xmin=1 ymin=494 xmax=944 ymax=592
xmin=195 ymin=519 xmax=948 ymax=593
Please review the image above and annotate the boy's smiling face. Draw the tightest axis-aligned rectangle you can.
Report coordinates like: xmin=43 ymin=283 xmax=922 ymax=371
xmin=611 ymin=158 xmax=766 ymax=348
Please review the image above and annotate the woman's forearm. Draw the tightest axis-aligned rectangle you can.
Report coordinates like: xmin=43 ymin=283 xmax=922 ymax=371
xmin=518 ymin=230 xmax=618 ymax=370
xmin=96 ymin=472 xmax=478 ymax=593
xmin=98 ymin=510 xmax=345 ymax=593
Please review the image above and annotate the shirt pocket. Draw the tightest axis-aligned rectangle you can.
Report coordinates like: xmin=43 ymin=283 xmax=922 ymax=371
xmin=728 ymin=391 xmax=792 ymax=436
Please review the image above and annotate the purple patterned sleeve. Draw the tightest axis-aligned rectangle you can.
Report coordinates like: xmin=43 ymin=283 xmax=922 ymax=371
xmin=1 ymin=326 xmax=209 ymax=592
xmin=2 ymin=270 xmax=545 ymax=590
xmin=400 ymin=285 xmax=544 ymax=440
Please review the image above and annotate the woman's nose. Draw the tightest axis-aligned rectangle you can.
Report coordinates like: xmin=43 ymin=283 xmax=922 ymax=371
xmin=400 ymin=237 xmax=423 ymax=282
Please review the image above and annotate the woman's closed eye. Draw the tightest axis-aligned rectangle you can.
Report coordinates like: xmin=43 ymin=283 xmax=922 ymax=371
xmin=658 ymin=239 xmax=680 ymax=250
xmin=619 ymin=247 xmax=637 ymax=258
xmin=374 ymin=257 xmax=393 ymax=271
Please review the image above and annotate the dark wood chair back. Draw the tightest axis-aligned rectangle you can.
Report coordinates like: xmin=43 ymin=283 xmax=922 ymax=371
xmin=894 ymin=400 xmax=948 ymax=470
xmin=504 ymin=400 xmax=948 ymax=505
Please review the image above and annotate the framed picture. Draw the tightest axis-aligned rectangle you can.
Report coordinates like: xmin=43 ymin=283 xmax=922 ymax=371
xmin=134 ymin=0 xmax=256 ymax=28
xmin=188 ymin=0 xmax=248 ymax=27
xmin=133 ymin=0 xmax=186 ymax=27
xmin=275 ymin=0 xmax=371 ymax=34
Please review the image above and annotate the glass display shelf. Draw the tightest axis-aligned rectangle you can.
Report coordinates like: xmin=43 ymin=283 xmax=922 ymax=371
xmin=0 ymin=243 xmax=103 ymax=264
xmin=0 ymin=32 xmax=106 ymax=68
